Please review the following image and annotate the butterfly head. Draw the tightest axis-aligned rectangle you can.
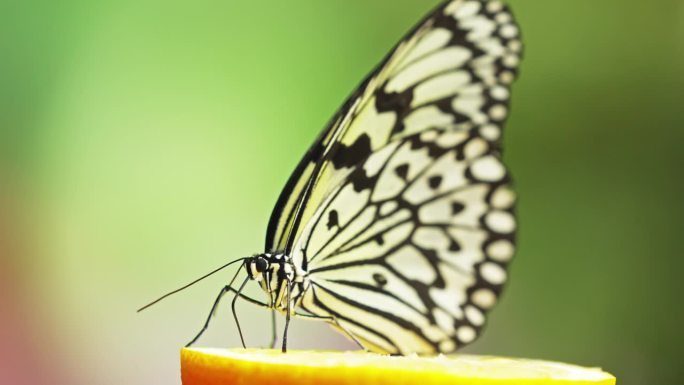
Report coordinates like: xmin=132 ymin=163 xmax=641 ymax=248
xmin=245 ymin=253 xmax=295 ymax=294
xmin=248 ymin=255 xmax=269 ymax=276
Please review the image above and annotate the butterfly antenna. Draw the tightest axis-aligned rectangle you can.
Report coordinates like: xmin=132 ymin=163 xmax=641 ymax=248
xmin=137 ymin=258 xmax=247 ymax=312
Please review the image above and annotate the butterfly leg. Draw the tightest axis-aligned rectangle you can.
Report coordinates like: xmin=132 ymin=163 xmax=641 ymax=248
xmin=185 ymin=269 xmax=244 ymax=348
xmin=225 ymin=288 xmax=270 ymax=308
xmin=231 ymin=276 xmax=251 ymax=348
xmin=185 ymin=285 xmax=231 ymax=347
xmin=222 ymin=285 xmax=278 ymax=349
xmin=281 ymin=280 xmax=293 ymax=353
xmin=270 ymin=309 xmax=278 ymax=349
xmin=293 ymin=312 xmax=365 ymax=351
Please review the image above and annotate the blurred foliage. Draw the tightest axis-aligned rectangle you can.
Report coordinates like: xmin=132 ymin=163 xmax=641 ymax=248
xmin=1 ymin=1 xmax=682 ymax=384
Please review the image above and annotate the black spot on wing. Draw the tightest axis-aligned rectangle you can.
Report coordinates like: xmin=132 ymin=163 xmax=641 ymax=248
xmin=449 ymin=239 xmax=462 ymax=252
xmin=330 ymin=134 xmax=372 ymax=170
xmin=451 ymin=202 xmax=465 ymax=214
xmin=373 ymin=273 xmax=388 ymax=287
xmin=348 ymin=167 xmax=377 ymax=192
xmin=375 ymin=88 xmax=414 ymax=113
xmin=428 ymin=175 xmax=443 ymax=190
xmin=395 ymin=164 xmax=409 ymax=180
xmin=327 ymin=210 xmax=339 ymax=230
xmin=376 ymin=87 xmax=413 ymax=136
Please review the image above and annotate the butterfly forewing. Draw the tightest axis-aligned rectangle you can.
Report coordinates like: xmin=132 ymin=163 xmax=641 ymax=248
xmin=267 ymin=0 xmax=522 ymax=354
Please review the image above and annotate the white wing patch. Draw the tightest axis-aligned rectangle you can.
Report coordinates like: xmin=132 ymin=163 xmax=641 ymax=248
xmin=386 ymin=47 xmax=473 ymax=93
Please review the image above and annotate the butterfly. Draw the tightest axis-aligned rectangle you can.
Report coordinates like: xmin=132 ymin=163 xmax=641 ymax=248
xmin=140 ymin=0 xmax=522 ymax=355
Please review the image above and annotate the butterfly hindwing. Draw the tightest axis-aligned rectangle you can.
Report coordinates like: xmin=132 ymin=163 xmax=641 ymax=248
xmin=295 ymin=127 xmax=515 ymax=354
xmin=267 ymin=0 xmax=522 ymax=354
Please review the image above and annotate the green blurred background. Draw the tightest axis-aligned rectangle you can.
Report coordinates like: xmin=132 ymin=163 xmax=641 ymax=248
xmin=2 ymin=0 xmax=683 ymax=384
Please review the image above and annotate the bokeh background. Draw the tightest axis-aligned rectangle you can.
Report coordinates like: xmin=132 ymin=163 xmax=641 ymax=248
xmin=2 ymin=0 xmax=683 ymax=384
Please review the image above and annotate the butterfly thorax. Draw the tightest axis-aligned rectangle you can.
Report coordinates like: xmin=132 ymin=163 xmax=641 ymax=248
xmin=245 ymin=253 xmax=308 ymax=312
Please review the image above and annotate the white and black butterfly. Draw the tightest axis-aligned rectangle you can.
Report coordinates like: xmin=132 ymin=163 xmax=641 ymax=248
xmin=141 ymin=0 xmax=522 ymax=355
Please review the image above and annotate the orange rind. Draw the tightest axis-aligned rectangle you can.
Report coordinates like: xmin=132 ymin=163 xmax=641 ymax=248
xmin=181 ymin=348 xmax=616 ymax=385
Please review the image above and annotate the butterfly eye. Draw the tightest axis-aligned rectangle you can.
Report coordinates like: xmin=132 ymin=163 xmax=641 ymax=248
xmin=255 ymin=257 xmax=268 ymax=273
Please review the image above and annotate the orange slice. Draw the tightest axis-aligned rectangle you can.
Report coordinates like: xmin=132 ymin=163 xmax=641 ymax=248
xmin=181 ymin=348 xmax=616 ymax=385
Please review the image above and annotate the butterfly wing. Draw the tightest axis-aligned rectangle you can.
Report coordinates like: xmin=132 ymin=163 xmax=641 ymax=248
xmin=296 ymin=128 xmax=516 ymax=354
xmin=269 ymin=0 xmax=522 ymax=354
xmin=266 ymin=0 xmax=522 ymax=255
